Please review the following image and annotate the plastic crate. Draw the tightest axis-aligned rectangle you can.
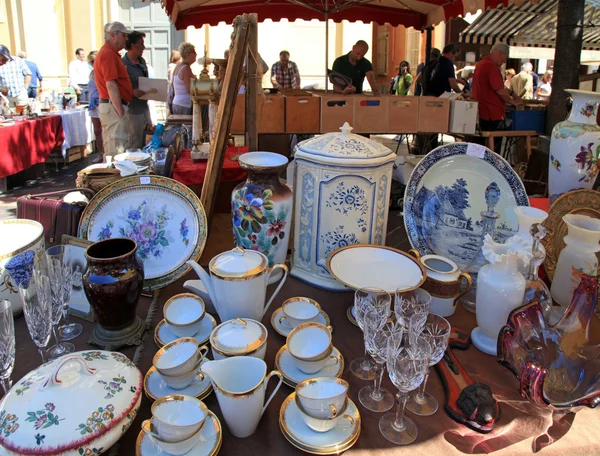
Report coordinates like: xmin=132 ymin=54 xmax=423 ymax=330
xmin=510 ymin=110 xmax=546 ymax=134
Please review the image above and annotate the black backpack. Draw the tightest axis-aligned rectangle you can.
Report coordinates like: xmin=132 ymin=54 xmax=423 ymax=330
xmin=421 ymin=58 xmax=439 ymax=96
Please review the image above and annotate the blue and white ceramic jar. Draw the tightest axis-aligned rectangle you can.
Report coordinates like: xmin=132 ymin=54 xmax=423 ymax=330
xmin=549 ymin=89 xmax=600 ymax=204
xmin=290 ymin=123 xmax=396 ymax=290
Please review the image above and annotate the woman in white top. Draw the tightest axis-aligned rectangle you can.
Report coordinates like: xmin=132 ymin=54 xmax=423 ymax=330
xmin=171 ymin=43 xmax=197 ymax=115
xmin=536 ymin=71 xmax=552 ymax=102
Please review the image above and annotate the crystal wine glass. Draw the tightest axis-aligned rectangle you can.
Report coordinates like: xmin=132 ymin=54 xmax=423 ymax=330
xmin=394 ymin=288 xmax=431 ymax=330
xmin=359 ymin=307 xmax=402 ymax=412
xmin=46 ymin=245 xmax=83 ymax=341
xmin=0 ymin=299 xmax=15 ymax=394
xmin=21 ymin=271 xmax=54 ymax=363
xmin=380 ymin=331 xmax=431 ymax=445
xmin=406 ymin=314 xmax=451 ymax=416
xmin=350 ymin=287 xmax=392 ymax=380
xmin=46 ymin=257 xmax=76 ymax=360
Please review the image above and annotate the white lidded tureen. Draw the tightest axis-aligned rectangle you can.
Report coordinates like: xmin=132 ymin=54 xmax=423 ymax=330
xmin=209 ymin=318 xmax=268 ymax=360
xmin=290 ymin=122 xmax=396 ymax=290
xmin=0 ymin=351 xmax=142 ymax=456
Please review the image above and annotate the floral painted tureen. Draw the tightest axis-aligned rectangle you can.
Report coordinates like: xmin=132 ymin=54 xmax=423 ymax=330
xmin=290 ymin=123 xmax=396 ymax=290
xmin=0 ymin=351 xmax=142 ymax=455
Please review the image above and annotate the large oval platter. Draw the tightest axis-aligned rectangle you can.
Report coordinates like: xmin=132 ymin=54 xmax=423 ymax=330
xmin=404 ymin=143 xmax=529 ymax=270
xmin=79 ymin=176 xmax=207 ymax=290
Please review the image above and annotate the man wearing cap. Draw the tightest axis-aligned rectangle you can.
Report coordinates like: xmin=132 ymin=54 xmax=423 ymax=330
xmin=0 ymin=45 xmax=31 ymax=107
xmin=95 ymin=22 xmax=133 ymax=158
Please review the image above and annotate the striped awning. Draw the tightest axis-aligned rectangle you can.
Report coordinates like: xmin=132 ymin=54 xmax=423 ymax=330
xmin=460 ymin=0 xmax=600 ymax=50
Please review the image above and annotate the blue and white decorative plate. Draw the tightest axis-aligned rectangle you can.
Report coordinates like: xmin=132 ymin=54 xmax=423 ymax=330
xmin=79 ymin=176 xmax=207 ymax=290
xmin=404 ymin=143 xmax=529 ymax=270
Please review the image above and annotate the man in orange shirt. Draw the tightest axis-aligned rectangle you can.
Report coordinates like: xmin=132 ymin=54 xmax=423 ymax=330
xmin=95 ymin=22 xmax=134 ymax=158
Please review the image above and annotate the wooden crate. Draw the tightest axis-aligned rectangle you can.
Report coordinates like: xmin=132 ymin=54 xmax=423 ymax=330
xmin=353 ymin=96 xmax=387 ymax=133
xmin=230 ymin=94 xmax=286 ymax=134
xmin=319 ymin=95 xmax=354 ymax=133
xmin=285 ymin=92 xmax=320 ymax=133
xmin=387 ymin=96 xmax=419 ymax=133
xmin=417 ymin=97 xmax=450 ymax=133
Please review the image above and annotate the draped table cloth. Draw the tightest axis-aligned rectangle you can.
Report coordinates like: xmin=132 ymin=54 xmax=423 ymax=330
xmin=172 ymin=146 xmax=249 ymax=185
xmin=4 ymin=222 xmax=598 ymax=456
xmin=0 ymin=115 xmax=64 ymax=178
xmin=60 ymin=109 xmax=94 ymax=157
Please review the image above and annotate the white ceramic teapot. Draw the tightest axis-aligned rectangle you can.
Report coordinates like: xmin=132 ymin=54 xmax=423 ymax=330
xmin=200 ymin=356 xmax=283 ymax=438
xmin=187 ymin=247 xmax=288 ymax=322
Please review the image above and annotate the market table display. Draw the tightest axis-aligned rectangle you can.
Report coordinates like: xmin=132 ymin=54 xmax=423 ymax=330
xmin=0 ymin=115 xmax=64 ymax=178
xmin=172 ymin=146 xmax=249 ymax=185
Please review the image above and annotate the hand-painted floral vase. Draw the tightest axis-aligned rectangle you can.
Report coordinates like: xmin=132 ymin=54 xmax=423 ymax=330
xmin=290 ymin=123 xmax=395 ymax=290
xmin=231 ymin=152 xmax=293 ymax=284
xmin=549 ymin=89 xmax=600 ymax=204
xmin=83 ymin=238 xmax=144 ymax=332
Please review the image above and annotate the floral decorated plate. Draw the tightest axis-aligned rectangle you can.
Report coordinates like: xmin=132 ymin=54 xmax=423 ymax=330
xmin=0 ymin=351 xmax=142 ymax=456
xmin=135 ymin=410 xmax=222 ymax=456
xmin=404 ymin=143 xmax=529 ymax=270
xmin=78 ymin=176 xmax=207 ymax=290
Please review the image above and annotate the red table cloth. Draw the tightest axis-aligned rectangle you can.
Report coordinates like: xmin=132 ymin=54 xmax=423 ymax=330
xmin=173 ymin=146 xmax=249 ymax=185
xmin=529 ymin=197 xmax=549 ymax=212
xmin=0 ymin=115 xmax=64 ymax=178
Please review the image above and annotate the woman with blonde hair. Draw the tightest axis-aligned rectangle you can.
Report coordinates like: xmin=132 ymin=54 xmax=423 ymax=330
xmin=171 ymin=42 xmax=197 ymax=115
xmin=505 ymin=68 xmax=516 ymax=90
xmin=537 ymin=70 xmax=553 ymax=102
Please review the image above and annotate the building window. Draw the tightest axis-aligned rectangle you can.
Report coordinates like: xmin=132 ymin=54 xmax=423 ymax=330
xmin=406 ymin=28 xmax=421 ymax=71
xmin=375 ymin=26 xmax=388 ymax=76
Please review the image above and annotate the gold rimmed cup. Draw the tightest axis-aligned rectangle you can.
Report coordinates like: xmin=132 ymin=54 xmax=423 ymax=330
xmin=279 ymin=297 xmax=322 ymax=328
xmin=152 ymin=338 xmax=208 ymax=377
xmin=296 ymin=377 xmax=349 ymax=419
xmin=287 ymin=322 xmax=333 ymax=362
xmin=164 ymin=293 xmax=206 ymax=338
xmin=150 ymin=395 xmax=209 ymax=442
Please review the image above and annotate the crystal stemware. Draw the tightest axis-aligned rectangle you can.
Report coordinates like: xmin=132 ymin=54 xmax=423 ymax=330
xmin=380 ymin=331 xmax=430 ymax=445
xmin=406 ymin=314 xmax=451 ymax=416
xmin=21 ymin=272 xmax=54 ymax=363
xmin=0 ymin=299 xmax=15 ymax=394
xmin=394 ymin=288 xmax=431 ymax=330
xmin=46 ymin=257 xmax=76 ymax=360
xmin=350 ymin=287 xmax=392 ymax=381
xmin=359 ymin=307 xmax=402 ymax=412
xmin=46 ymin=245 xmax=83 ymax=341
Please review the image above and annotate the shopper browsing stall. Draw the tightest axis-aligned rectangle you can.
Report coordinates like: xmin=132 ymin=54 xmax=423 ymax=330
xmin=332 ymin=40 xmax=380 ymax=95
xmin=271 ymin=51 xmax=301 ymax=89
xmin=123 ymin=31 xmax=150 ymax=149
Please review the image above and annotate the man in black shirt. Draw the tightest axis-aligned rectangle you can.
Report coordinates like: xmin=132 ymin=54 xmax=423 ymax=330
xmin=426 ymin=43 xmax=464 ymax=97
xmin=332 ymin=40 xmax=380 ymax=95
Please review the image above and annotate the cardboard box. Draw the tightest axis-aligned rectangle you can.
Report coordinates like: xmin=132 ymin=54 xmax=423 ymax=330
xmin=386 ymin=96 xmax=419 ymax=133
xmin=230 ymin=94 xmax=286 ymax=134
xmin=319 ymin=95 xmax=354 ymax=133
xmin=285 ymin=92 xmax=320 ymax=133
xmin=439 ymin=93 xmax=477 ymax=135
xmin=417 ymin=97 xmax=450 ymax=133
xmin=353 ymin=96 xmax=387 ymax=133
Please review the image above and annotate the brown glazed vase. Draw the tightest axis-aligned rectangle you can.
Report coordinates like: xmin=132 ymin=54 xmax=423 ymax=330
xmin=83 ymin=238 xmax=144 ymax=330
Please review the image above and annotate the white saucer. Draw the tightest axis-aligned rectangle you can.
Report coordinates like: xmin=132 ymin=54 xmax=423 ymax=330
xmin=275 ymin=345 xmax=344 ymax=388
xmin=136 ymin=410 xmax=222 ymax=456
xmin=279 ymin=393 xmax=360 ymax=455
xmin=270 ymin=307 xmax=331 ymax=337
xmin=347 ymin=306 xmax=358 ymax=327
xmin=154 ymin=314 xmax=216 ymax=348
xmin=143 ymin=361 xmax=212 ymax=402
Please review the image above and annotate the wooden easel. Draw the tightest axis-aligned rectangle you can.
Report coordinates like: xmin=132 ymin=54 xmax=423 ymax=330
xmin=200 ymin=13 xmax=258 ymax=227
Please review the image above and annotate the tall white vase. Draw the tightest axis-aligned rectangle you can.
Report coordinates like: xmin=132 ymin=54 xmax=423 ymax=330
xmin=549 ymin=89 xmax=600 ymax=204
xmin=472 ymin=234 xmax=531 ymax=356
xmin=550 ymin=214 xmax=600 ymax=310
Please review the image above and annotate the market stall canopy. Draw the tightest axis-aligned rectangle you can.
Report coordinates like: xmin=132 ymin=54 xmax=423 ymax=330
xmin=159 ymin=0 xmax=540 ymax=30
xmin=460 ymin=0 xmax=600 ymax=50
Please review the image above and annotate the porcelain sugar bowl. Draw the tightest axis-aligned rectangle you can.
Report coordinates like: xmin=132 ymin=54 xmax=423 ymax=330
xmin=209 ymin=318 xmax=268 ymax=360
xmin=290 ymin=122 xmax=396 ymax=290
xmin=0 ymin=351 xmax=142 ymax=455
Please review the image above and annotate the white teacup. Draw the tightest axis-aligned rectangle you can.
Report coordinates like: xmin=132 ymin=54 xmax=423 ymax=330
xmin=287 ymin=322 xmax=333 ymax=362
xmin=150 ymin=395 xmax=208 ymax=442
xmin=159 ymin=357 xmax=205 ymax=390
xmin=279 ymin=297 xmax=321 ymax=328
xmin=153 ymin=339 xmax=208 ymax=377
xmin=142 ymin=418 xmax=204 ymax=455
xmin=295 ymin=395 xmax=354 ymax=433
xmin=290 ymin=348 xmax=342 ymax=375
xmin=164 ymin=293 xmax=206 ymax=337
xmin=296 ymin=377 xmax=349 ymax=419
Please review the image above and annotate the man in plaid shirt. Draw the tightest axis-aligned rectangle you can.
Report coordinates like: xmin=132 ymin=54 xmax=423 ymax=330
xmin=0 ymin=45 xmax=31 ymax=107
xmin=270 ymin=51 xmax=300 ymax=89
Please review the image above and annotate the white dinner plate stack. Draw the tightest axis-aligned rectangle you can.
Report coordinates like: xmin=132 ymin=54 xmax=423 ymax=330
xmin=114 ymin=150 xmax=152 ymax=172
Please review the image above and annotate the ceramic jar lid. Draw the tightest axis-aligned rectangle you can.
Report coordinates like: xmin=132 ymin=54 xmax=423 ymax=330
xmin=0 ymin=351 xmax=142 ymax=455
xmin=295 ymin=122 xmax=393 ymax=162
xmin=210 ymin=318 xmax=268 ymax=356
xmin=209 ymin=247 xmax=268 ymax=279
